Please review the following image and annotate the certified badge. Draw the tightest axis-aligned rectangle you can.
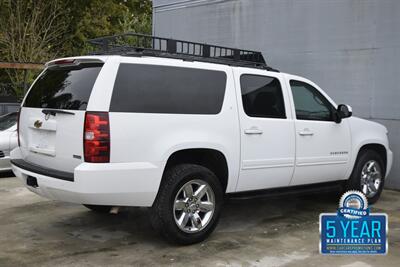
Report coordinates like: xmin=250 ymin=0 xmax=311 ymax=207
xmin=320 ymin=190 xmax=388 ymax=254
xmin=338 ymin=191 xmax=369 ymax=219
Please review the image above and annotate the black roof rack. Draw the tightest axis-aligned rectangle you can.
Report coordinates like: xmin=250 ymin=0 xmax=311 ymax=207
xmin=88 ymin=33 xmax=278 ymax=71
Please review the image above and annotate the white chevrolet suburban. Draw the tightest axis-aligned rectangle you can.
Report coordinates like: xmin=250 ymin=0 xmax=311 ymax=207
xmin=11 ymin=34 xmax=393 ymax=244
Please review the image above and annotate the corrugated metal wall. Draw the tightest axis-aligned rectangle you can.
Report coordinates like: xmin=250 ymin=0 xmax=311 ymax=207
xmin=153 ymin=0 xmax=400 ymax=189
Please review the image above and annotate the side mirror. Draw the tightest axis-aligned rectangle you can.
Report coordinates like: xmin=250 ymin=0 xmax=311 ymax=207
xmin=338 ymin=104 xmax=352 ymax=118
xmin=334 ymin=104 xmax=352 ymax=123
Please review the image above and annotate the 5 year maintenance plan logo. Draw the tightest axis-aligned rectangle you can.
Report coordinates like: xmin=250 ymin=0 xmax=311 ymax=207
xmin=320 ymin=191 xmax=388 ymax=254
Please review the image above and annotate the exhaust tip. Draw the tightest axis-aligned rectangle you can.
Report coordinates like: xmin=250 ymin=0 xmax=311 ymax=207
xmin=110 ymin=206 xmax=120 ymax=214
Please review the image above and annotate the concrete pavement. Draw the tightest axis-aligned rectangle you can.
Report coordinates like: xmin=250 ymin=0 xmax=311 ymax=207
xmin=0 ymin=175 xmax=399 ymax=267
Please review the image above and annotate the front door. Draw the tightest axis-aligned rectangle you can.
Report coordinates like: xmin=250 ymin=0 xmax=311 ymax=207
xmin=235 ymin=69 xmax=296 ymax=192
xmin=287 ymin=77 xmax=351 ymax=186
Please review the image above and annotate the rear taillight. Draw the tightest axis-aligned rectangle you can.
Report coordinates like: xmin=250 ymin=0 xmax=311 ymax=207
xmin=17 ymin=108 xmax=21 ymax=146
xmin=84 ymin=112 xmax=110 ymax=163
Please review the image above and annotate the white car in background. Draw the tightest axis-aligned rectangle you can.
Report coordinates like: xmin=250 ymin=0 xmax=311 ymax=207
xmin=0 ymin=112 xmax=18 ymax=171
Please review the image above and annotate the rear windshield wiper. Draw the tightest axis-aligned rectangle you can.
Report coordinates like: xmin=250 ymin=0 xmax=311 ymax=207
xmin=42 ymin=109 xmax=75 ymax=116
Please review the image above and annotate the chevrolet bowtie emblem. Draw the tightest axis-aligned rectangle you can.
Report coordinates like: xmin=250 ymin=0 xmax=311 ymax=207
xmin=34 ymin=120 xmax=43 ymax=129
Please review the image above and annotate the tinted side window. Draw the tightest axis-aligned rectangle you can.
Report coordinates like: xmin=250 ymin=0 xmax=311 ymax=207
xmin=110 ymin=64 xmax=227 ymax=114
xmin=240 ymin=74 xmax=286 ymax=118
xmin=290 ymin=80 xmax=334 ymax=121
xmin=24 ymin=63 xmax=103 ymax=110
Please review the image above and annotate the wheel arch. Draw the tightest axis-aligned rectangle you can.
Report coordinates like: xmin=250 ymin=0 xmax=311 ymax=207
xmin=161 ymin=148 xmax=230 ymax=194
xmin=357 ymin=143 xmax=387 ymax=175
xmin=348 ymin=142 xmax=388 ymax=179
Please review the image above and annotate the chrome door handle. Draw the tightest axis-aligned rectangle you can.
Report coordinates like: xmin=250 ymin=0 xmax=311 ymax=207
xmin=244 ymin=127 xmax=263 ymax=135
xmin=298 ymin=130 xmax=314 ymax=136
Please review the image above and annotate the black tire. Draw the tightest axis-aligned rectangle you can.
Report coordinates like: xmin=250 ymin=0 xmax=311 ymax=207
xmin=83 ymin=204 xmax=112 ymax=213
xmin=345 ymin=149 xmax=385 ymax=204
xmin=150 ymin=164 xmax=223 ymax=245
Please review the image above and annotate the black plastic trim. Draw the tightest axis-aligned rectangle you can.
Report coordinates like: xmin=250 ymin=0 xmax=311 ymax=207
xmin=11 ymin=159 xmax=74 ymax=182
xmin=42 ymin=109 xmax=75 ymax=116
xmin=227 ymin=181 xmax=344 ymax=200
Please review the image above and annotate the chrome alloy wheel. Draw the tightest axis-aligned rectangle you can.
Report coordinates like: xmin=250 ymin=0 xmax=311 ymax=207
xmin=173 ymin=179 xmax=215 ymax=233
xmin=361 ymin=160 xmax=382 ymax=198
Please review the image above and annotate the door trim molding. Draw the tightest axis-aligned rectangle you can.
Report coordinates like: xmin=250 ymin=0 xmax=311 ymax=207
xmin=242 ymin=158 xmax=294 ymax=170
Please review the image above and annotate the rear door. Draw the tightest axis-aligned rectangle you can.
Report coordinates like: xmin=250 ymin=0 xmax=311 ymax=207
xmin=234 ymin=68 xmax=296 ymax=191
xmin=19 ymin=58 xmax=104 ymax=173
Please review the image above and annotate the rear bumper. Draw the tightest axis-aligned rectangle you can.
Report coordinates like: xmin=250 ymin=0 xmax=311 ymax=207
xmin=11 ymin=150 xmax=164 ymax=207
xmin=11 ymin=159 xmax=74 ymax=181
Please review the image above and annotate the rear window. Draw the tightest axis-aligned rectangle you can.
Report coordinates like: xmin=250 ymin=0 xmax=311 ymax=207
xmin=24 ymin=63 xmax=103 ymax=110
xmin=110 ymin=64 xmax=227 ymax=114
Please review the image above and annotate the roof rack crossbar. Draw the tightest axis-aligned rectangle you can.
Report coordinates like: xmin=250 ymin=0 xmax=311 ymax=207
xmin=88 ymin=33 xmax=277 ymax=71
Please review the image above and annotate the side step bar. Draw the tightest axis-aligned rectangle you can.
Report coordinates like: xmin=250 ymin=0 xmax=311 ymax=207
xmin=227 ymin=181 xmax=344 ymax=200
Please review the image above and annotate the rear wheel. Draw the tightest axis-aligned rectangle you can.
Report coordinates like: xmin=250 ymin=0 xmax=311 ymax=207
xmin=345 ymin=150 xmax=385 ymax=204
xmin=83 ymin=204 xmax=111 ymax=213
xmin=150 ymin=164 xmax=223 ymax=245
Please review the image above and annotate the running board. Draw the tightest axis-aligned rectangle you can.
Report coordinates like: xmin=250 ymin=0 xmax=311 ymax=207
xmin=227 ymin=181 xmax=344 ymax=200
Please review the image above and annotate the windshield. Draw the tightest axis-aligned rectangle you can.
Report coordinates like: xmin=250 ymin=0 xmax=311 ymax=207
xmin=0 ymin=112 xmax=18 ymax=131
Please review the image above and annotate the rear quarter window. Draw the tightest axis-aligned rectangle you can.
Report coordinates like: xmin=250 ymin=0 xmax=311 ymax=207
xmin=110 ymin=64 xmax=227 ymax=114
xmin=24 ymin=63 xmax=103 ymax=110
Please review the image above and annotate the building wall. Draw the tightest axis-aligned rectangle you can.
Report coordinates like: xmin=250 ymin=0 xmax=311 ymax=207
xmin=153 ymin=0 xmax=400 ymax=188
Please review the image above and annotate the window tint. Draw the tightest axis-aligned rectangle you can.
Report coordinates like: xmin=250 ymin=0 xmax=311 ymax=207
xmin=290 ymin=80 xmax=334 ymax=121
xmin=240 ymin=74 xmax=286 ymax=118
xmin=110 ymin=64 xmax=226 ymax=114
xmin=24 ymin=63 xmax=103 ymax=110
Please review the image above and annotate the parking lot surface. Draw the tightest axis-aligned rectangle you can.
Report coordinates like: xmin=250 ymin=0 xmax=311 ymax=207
xmin=0 ymin=175 xmax=399 ymax=267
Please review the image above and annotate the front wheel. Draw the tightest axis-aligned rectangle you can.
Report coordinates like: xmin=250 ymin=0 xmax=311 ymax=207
xmin=345 ymin=149 xmax=385 ymax=204
xmin=150 ymin=164 xmax=223 ymax=245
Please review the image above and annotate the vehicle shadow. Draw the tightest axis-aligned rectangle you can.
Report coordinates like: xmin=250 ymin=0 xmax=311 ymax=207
xmin=46 ymin=191 xmax=340 ymax=245
xmin=2 ymin=191 xmax=342 ymax=265
xmin=0 ymin=171 xmax=15 ymax=178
